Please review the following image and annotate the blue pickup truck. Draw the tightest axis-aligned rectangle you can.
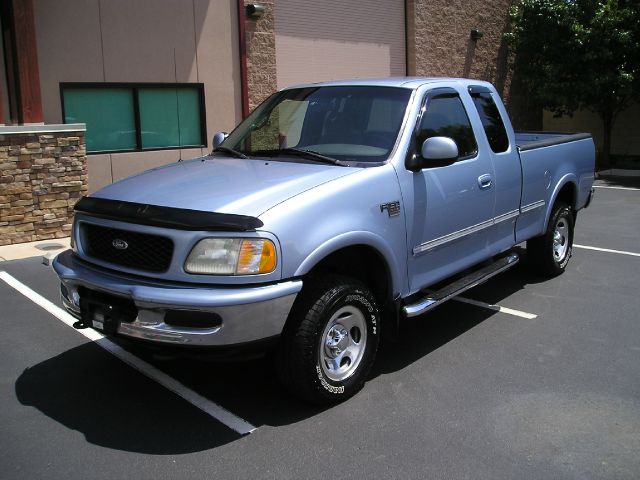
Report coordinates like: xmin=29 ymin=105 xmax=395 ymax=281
xmin=54 ymin=78 xmax=595 ymax=404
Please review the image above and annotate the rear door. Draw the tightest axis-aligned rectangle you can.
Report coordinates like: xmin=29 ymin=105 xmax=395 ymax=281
xmin=408 ymin=88 xmax=496 ymax=290
xmin=468 ymin=86 xmax=522 ymax=254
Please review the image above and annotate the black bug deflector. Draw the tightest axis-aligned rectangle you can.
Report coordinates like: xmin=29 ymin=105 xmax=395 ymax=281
xmin=74 ymin=197 xmax=264 ymax=232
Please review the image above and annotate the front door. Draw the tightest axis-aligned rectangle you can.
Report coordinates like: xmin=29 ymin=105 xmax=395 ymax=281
xmin=408 ymin=88 xmax=496 ymax=290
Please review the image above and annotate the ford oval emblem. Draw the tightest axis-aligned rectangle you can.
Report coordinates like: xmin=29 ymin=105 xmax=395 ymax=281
xmin=112 ymin=239 xmax=128 ymax=250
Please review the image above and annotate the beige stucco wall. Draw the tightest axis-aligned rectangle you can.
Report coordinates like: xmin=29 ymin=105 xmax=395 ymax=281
xmin=544 ymin=103 xmax=640 ymax=157
xmin=34 ymin=0 xmax=242 ymax=193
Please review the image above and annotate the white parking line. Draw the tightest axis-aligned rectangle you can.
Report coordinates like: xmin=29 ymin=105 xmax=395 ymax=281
xmin=0 ymin=271 xmax=256 ymax=436
xmin=574 ymin=244 xmax=640 ymax=257
xmin=593 ymin=185 xmax=640 ymax=191
xmin=454 ymin=296 xmax=538 ymax=319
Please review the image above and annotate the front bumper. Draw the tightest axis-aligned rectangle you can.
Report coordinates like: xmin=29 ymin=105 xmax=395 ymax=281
xmin=53 ymin=250 xmax=302 ymax=347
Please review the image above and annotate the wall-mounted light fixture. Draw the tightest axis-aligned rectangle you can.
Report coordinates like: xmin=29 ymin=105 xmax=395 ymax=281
xmin=246 ymin=4 xmax=265 ymax=19
xmin=470 ymin=29 xmax=484 ymax=41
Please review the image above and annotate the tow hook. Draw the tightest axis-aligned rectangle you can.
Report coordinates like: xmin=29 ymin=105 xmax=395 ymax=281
xmin=73 ymin=320 xmax=90 ymax=329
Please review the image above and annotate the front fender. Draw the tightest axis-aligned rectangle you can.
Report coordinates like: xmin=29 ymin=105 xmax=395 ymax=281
xmin=294 ymin=231 xmax=404 ymax=297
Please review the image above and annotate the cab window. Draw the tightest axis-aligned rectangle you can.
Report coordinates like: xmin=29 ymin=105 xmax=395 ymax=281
xmin=470 ymin=92 xmax=509 ymax=153
xmin=418 ymin=94 xmax=477 ymax=159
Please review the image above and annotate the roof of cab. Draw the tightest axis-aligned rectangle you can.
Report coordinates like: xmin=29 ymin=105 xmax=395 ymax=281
xmin=280 ymin=77 xmax=495 ymax=91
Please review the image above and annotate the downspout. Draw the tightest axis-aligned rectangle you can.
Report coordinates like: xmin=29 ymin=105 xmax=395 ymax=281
xmin=237 ymin=0 xmax=249 ymax=119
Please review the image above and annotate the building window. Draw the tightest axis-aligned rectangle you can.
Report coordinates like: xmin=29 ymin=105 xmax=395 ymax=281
xmin=61 ymin=83 xmax=206 ymax=153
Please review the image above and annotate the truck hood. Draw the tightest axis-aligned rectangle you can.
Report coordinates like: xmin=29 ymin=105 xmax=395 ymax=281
xmin=91 ymin=156 xmax=358 ymax=218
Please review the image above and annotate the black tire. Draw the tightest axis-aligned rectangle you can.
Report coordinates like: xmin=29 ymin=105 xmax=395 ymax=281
xmin=276 ymin=275 xmax=381 ymax=405
xmin=527 ymin=201 xmax=574 ymax=276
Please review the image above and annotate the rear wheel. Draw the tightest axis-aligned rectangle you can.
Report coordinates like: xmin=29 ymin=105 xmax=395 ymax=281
xmin=276 ymin=275 xmax=380 ymax=405
xmin=527 ymin=202 xmax=574 ymax=276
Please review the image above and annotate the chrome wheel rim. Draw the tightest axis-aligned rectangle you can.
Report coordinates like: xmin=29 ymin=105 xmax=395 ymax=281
xmin=553 ymin=217 xmax=569 ymax=262
xmin=320 ymin=305 xmax=367 ymax=382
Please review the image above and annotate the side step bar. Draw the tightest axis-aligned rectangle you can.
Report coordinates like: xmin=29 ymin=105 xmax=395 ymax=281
xmin=403 ymin=252 xmax=519 ymax=318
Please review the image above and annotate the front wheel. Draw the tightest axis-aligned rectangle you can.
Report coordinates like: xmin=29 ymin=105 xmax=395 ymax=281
xmin=527 ymin=201 xmax=574 ymax=276
xmin=276 ymin=275 xmax=380 ymax=405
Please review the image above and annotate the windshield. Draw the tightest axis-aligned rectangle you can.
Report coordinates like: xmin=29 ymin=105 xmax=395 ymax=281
xmin=221 ymin=86 xmax=412 ymax=164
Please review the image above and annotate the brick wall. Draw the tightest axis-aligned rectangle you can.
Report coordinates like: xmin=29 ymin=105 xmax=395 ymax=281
xmin=244 ymin=0 xmax=539 ymax=130
xmin=244 ymin=0 xmax=276 ymax=112
xmin=408 ymin=0 xmax=512 ymax=89
xmin=407 ymin=0 xmax=539 ymax=129
xmin=0 ymin=125 xmax=87 ymax=246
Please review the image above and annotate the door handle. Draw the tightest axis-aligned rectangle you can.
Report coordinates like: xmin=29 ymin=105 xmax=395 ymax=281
xmin=478 ymin=174 xmax=493 ymax=189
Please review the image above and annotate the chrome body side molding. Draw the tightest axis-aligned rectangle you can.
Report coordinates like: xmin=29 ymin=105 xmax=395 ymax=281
xmin=520 ymin=200 xmax=545 ymax=214
xmin=413 ymin=209 xmax=520 ymax=255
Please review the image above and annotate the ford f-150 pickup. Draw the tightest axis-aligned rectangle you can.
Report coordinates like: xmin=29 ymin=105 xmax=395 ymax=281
xmin=54 ymin=77 xmax=595 ymax=404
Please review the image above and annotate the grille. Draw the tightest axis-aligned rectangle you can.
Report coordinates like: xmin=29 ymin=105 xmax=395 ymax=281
xmin=81 ymin=223 xmax=174 ymax=273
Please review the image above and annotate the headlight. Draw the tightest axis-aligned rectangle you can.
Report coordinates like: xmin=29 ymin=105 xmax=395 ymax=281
xmin=184 ymin=238 xmax=277 ymax=275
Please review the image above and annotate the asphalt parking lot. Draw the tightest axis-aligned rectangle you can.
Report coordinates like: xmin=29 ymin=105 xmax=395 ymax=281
xmin=1 ymin=177 xmax=639 ymax=480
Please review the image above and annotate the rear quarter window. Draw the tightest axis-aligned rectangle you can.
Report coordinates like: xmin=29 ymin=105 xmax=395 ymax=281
xmin=470 ymin=92 xmax=509 ymax=153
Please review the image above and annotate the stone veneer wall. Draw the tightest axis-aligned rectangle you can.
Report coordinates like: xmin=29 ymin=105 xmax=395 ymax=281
xmin=0 ymin=125 xmax=87 ymax=245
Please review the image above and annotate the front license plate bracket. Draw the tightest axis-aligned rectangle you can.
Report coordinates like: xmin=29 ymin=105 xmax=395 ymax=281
xmin=79 ymin=290 xmax=137 ymax=334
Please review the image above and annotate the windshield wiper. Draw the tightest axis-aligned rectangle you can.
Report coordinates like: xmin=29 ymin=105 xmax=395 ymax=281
xmin=212 ymin=146 xmax=248 ymax=159
xmin=252 ymin=148 xmax=344 ymax=166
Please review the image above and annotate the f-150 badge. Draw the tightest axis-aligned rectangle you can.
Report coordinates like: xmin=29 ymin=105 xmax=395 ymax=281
xmin=380 ymin=201 xmax=401 ymax=217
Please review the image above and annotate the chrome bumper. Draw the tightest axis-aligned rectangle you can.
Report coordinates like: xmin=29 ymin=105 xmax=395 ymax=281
xmin=52 ymin=250 xmax=302 ymax=347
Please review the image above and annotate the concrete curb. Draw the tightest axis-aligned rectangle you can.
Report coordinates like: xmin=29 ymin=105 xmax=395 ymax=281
xmin=597 ymin=168 xmax=640 ymax=177
xmin=0 ymin=238 xmax=70 ymax=263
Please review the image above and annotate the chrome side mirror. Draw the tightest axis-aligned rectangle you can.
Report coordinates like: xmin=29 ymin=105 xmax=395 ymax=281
xmin=212 ymin=132 xmax=228 ymax=148
xmin=421 ymin=136 xmax=459 ymax=162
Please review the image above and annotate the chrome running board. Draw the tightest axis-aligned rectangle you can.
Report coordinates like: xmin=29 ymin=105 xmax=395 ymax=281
xmin=403 ymin=252 xmax=519 ymax=318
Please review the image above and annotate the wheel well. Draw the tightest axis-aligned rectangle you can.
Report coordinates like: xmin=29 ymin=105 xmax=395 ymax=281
xmin=307 ymin=245 xmax=392 ymax=307
xmin=554 ymin=182 xmax=578 ymax=223
xmin=555 ymin=182 xmax=577 ymax=211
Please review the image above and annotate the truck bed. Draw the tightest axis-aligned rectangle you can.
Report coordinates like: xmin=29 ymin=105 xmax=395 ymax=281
xmin=514 ymin=131 xmax=595 ymax=243
xmin=515 ymin=132 xmax=592 ymax=151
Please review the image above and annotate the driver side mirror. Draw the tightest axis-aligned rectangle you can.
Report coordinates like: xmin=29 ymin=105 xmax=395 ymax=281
xmin=407 ymin=136 xmax=459 ymax=171
xmin=421 ymin=136 xmax=458 ymax=162
xmin=212 ymin=132 xmax=228 ymax=148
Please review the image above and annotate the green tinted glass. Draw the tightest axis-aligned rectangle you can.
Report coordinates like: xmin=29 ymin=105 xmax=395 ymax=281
xmin=139 ymin=88 xmax=202 ymax=148
xmin=63 ymin=88 xmax=136 ymax=152
xmin=176 ymin=88 xmax=202 ymax=146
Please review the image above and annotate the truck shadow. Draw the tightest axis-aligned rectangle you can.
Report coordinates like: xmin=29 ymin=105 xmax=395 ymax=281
xmin=373 ymin=252 xmax=546 ymax=376
xmin=15 ymin=253 xmax=548 ymax=454
xmin=14 ymin=342 xmax=240 ymax=454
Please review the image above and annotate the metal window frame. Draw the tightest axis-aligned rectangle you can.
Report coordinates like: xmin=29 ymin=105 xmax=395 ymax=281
xmin=467 ymin=86 xmax=510 ymax=154
xmin=413 ymin=87 xmax=480 ymax=162
xmin=59 ymin=82 xmax=208 ymax=155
